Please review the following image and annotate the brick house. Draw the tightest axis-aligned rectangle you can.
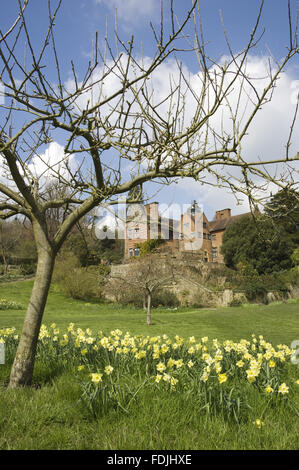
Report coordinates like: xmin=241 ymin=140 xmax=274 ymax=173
xmin=209 ymin=209 xmax=252 ymax=263
xmin=125 ymin=202 xmax=180 ymax=258
xmin=124 ymin=201 xmax=250 ymax=263
xmin=179 ymin=202 xmax=212 ymax=262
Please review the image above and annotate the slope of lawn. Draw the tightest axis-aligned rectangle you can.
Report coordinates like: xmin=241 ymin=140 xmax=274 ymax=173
xmin=0 ymin=279 xmax=298 ymax=346
xmin=0 ymin=279 xmax=298 ymax=451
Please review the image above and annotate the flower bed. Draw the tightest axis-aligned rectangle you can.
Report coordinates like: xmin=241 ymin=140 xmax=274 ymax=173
xmin=1 ymin=324 xmax=298 ymax=423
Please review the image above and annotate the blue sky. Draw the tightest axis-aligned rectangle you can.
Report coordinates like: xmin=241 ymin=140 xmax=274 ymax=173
xmin=2 ymin=0 xmax=299 ymax=220
xmin=4 ymin=1 xmax=297 ymax=78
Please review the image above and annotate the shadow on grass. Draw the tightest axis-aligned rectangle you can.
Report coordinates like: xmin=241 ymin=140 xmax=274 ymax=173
xmin=1 ymin=359 xmax=73 ymax=390
xmin=33 ymin=361 xmax=74 ymax=386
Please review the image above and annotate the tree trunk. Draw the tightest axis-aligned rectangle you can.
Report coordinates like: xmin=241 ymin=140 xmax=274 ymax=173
xmin=8 ymin=224 xmax=55 ymax=388
xmin=147 ymin=293 xmax=151 ymax=326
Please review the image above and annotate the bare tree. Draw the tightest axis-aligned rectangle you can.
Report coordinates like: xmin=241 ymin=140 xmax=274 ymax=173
xmin=0 ymin=0 xmax=298 ymax=387
xmin=109 ymin=255 xmax=176 ymax=326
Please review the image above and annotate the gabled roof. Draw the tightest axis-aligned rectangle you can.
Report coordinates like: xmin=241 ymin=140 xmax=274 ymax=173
xmin=209 ymin=212 xmax=251 ymax=232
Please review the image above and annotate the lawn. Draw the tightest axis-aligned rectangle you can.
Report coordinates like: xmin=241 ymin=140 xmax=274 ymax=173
xmin=0 ymin=279 xmax=298 ymax=451
xmin=1 ymin=279 xmax=299 ymax=345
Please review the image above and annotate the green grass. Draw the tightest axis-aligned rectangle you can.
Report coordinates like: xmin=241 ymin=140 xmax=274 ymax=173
xmin=1 ymin=279 xmax=299 ymax=345
xmin=0 ymin=377 xmax=298 ymax=450
xmin=0 ymin=279 xmax=299 ymax=450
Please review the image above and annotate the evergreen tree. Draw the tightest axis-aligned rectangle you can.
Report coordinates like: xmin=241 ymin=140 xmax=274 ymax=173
xmin=264 ymin=189 xmax=299 ymax=245
xmin=221 ymin=214 xmax=294 ymax=274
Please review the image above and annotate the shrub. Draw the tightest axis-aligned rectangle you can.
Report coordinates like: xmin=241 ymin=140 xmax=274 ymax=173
xmin=53 ymin=252 xmax=80 ymax=284
xmin=0 ymin=298 xmax=23 ymax=310
xmin=53 ymin=253 xmax=109 ymax=301
xmin=151 ymin=289 xmax=179 ymax=308
xmin=138 ymin=237 xmax=166 ymax=256
xmin=105 ymin=280 xmax=179 ymax=308
xmin=229 ymin=298 xmax=243 ymax=307
xmin=19 ymin=262 xmax=36 ymax=276
xmin=242 ymin=278 xmax=267 ymax=301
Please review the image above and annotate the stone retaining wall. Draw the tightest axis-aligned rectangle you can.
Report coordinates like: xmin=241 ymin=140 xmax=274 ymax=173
xmin=109 ymin=259 xmax=294 ymax=307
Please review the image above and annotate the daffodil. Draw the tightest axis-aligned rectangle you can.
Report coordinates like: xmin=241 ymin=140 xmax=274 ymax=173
xmin=246 ymin=369 xmax=257 ymax=383
xmin=200 ymin=372 xmax=209 ymax=382
xmin=170 ymin=377 xmax=178 ymax=387
xmin=160 ymin=344 xmax=169 ymax=354
xmin=218 ymin=373 xmax=227 ymax=384
xmin=278 ymin=383 xmax=289 ymax=394
xmin=155 ymin=374 xmax=162 ymax=383
xmin=162 ymin=373 xmax=171 ymax=382
xmin=167 ymin=358 xmax=175 ymax=368
xmin=135 ymin=350 xmax=146 ymax=359
xmin=104 ymin=365 xmax=114 ymax=375
xmin=175 ymin=359 xmax=184 ymax=369
xmin=86 ymin=337 xmax=95 ymax=345
xmin=156 ymin=362 xmax=166 ymax=372
xmin=90 ymin=373 xmax=103 ymax=383
xmin=254 ymin=419 xmax=264 ymax=429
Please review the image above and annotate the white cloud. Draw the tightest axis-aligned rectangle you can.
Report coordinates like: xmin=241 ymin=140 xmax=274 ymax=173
xmin=65 ymin=51 xmax=298 ymax=216
xmin=95 ymin=0 xmax=157 ymax=26
xmin=0 ymin=142 xmax=79 ymax=195
xmin=26 ymin=142 xmax=78 ymax=187
xmin=166 ymin=55 xmax=299 ymax=215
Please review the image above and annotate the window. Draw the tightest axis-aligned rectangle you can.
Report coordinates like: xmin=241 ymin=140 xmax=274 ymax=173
xmin=203 ymin=222 xmax=207 ymax=228
xmin=211 ymin=233 xmax=216 ymax=240
xmin=128 ymin=229 xmax=133 ymax=240
xmin=190 ymin=232 xmax=195 ymax=238
xmin=134 ymin=247 xmax=140 ymax=257
xmin=203 ymin=233 xmax=207 ymax=239
xmin=212 ymin=247 xmax=218 ymax=258
xmin=183 ymin=223 xmax=190 ymax=230
xmin=208 ymin=234 xmax=211 ymax=240
xmin=197 ymin=232 xmax=202 ymax=238
xmin=129 ymin=248 xmax=133 ymax=257
xmin=134 ymin=227 xmax=140 ymax=239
